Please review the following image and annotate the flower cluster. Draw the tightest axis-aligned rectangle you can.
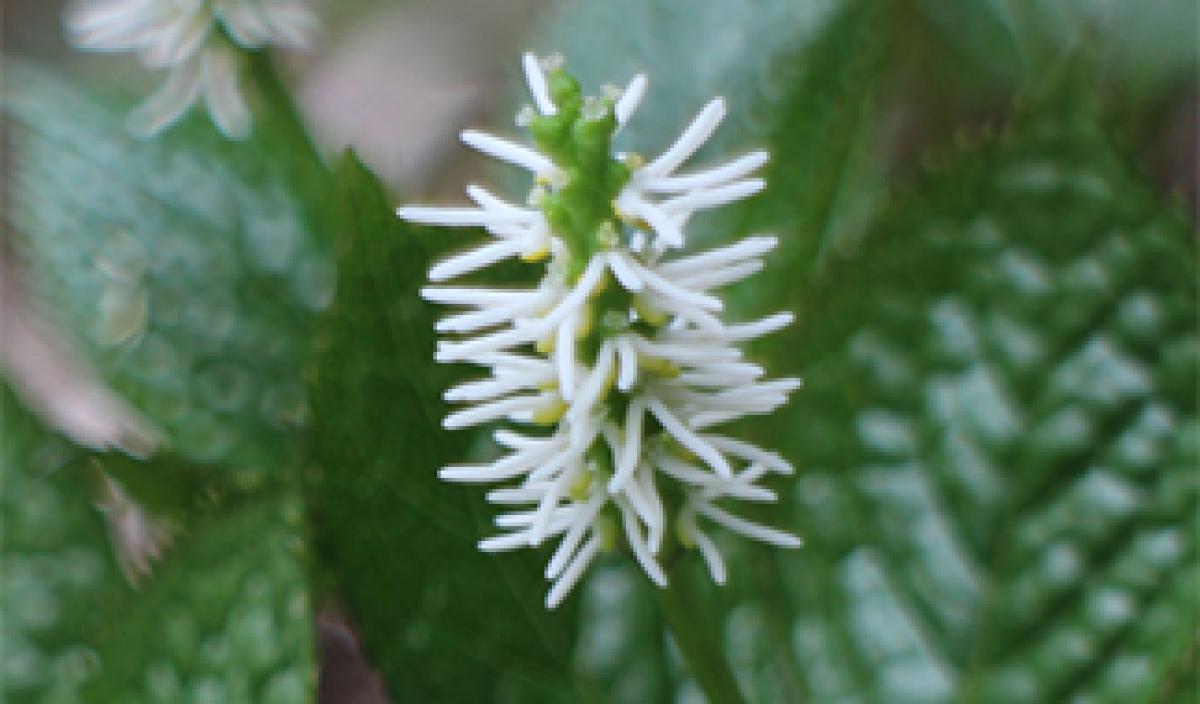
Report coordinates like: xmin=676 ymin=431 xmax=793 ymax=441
xmin=399 ymin=54 xmax=801 ymax=608
xmin=66 ymin=0 xmax=316 ymax=139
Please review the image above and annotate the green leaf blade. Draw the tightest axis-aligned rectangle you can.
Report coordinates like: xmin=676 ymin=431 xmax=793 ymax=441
xmin=758 ymin=98 xmax=1197 ymax=703
xmin=307 ymin=154 xmax=594 ymax=703
xmin=6 ymin=64 xmax=334 ymax=471
xmin=0 ymin=392 xmax=316 ymax=704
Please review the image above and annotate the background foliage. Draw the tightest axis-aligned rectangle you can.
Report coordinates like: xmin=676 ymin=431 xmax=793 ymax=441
xmin=3 ymin=0 xmax=1195 ymax=702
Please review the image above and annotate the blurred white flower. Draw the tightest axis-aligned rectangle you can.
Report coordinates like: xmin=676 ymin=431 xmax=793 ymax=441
xmin=65 ymin=0 xmax=317 ymax=139
xmin=399 ymin=53 xmax=801 ymax=608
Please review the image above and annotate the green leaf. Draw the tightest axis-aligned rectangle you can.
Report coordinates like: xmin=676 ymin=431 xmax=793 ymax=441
xmin=914 ymin=0 xmax=1198 ymax=89
xmin=5 ymin=63 xmax=334 ymax=472
xmin=307 ymin=154 xmax=596 ymax=702
xmin=732 ymin=96 xmax=1197 ymax=702
xmin=1 ymin=391 xmax=315 ymax=703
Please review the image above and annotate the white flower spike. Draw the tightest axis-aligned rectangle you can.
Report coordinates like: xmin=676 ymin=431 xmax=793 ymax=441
xmin=65 ymin=0 xmax=317 ymax=139
xmin=399 ymin=53 xmax=802 ymax=609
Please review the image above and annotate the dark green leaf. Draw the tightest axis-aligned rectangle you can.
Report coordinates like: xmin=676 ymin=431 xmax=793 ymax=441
xmin=737 ymin=94 xmax=1197 ymax=703
xmin=307 ymin=154 xmax=596 ymax=703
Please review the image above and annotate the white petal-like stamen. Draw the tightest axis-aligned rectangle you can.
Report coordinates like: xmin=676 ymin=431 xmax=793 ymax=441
xmin=436 ymin=291 xmax=556 ymax=334
xmin=655 ymin=454 xmax=722 ymax=485
xmin=674 ymin=261 xmax=763 ymax=291
xmin=680 ymin=513 xmax=727 ymax=584
xmin=443 ymin=392 xmax=557 ymax=430
xmin=633 ymin=338 xmax=741 ymax=365
xmin=609 ymin=397 xmax=645 ymax=492
xmin=627 ymin=259 xmax=723 ymax=310
xmin=661 ymin=178 xmax=766 ymax=215
xmin=618 ymin=498 xmax=667 ymax=586
xmin=546 ymin=535 xmax=601 ymax=608
xmin=702 ymin=479 xmax=776 ymax=503
xmin=566 ymin=342 xmax=615 ymax=429
xmin=614 ymin=73 xmax=648 ymax=126
xmin=430 ymin=239 xmax=527 ymax=282
xmin=523 ymin=51 xmax=557 ymax=116
xmin=466 ymin=184 xmax=534 ymax=215
xmin=639 ymin=150 xmax=770 ymax=192
xmin=545 ymin=490 xmax=606 ymax=579
xmin=462 ymin=130 xmax=557 ymax=175
xmin=615 ymin=336 xmax=639 ymax=391
xmin=421 ymin=286 xmax=535 ymax=306
xmin=555 ymin=311 xmax=578 ymax=400
xmin=703 ymin=436 xmax=794 ymax=475
xmin=694 ymin=500 xmax=802 ymax=548
xmin=658 ymin=236 xmax=778 ymax=275
xmin=399 ymin=205 xmax=533 ymax=227
xmin=635 ymin=470 xmax=666 ymax=552
xmin=525 ymin=255 xmax=607 ymax=331
xmin=440 ymin=441 xmax=560 ymax=482
xmin=647 ymin=398 xmax=731 ymax=477
xmin=606 ymin=251 xmax=644 ymax=291
xmin=622 ymin=474 xmax=663 ymax=551
xmin=618 ymin=193 xmax=685 ymax=248
xmin=400 ymin=55 xmax=801 ymax=608
xmin=643 ymin=98 xmax=726 ymax=178
xmin=487 ymin=482 xmax=552 ymax=504
xmin=445 ymin=370 xmax=554 ymax=402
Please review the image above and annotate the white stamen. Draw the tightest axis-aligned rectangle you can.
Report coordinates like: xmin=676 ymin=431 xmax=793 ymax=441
xmin=695 ymin=501 xmax=802 ymax=548
xmin=614 ymin=73 xmax=648 ymax=126
xmin=461 ymin=130 xmax=557 ymax=175
xmin=608 ymin=397 xmax=645 ymax=493
xmin=523 ymin=51 xmax=556 ymax=115
xmin=642 ymin=98 xmax=726 ymax=177
xmin=546 ymin=535 xmax=601 ymax=608
xmin=639 ymin=150 xmax=769 ymax=192
xmin=647 ymin=398 xmax=731 ymax=477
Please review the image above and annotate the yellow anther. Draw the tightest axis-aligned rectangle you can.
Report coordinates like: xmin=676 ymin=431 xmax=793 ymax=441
xmin=597 ymin=515 xmax=619 ymax=551
xmin=568 ymin=472 xmax=592 ymax=502
xmin=521 ymin=245 xmax=550 ymax=263
xmin=536 ymin=335 xmax=556 ymax=355
xmin=532 ymin=398 xmax=567 ymax=425
xmin=675 ymin=518 xmax=697 ymax=548
xmin=633 ymin=297 xmax=667 ymax=327
xmin=622 ymin=152 xmax=645 ymax=171
xmin=601 ymin=366 xmax=618 ymax=398
xmin=639 ymin=356 xmax=680 ymax=378
xmin=575 ymin=305 xmax=594 ymax=339
xmin=589 ymin=272 xmax=609 ymax=298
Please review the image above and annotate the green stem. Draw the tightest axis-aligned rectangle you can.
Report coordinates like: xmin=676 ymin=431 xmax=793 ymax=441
xmin=655 ymin=559 xmax=747 ymax=704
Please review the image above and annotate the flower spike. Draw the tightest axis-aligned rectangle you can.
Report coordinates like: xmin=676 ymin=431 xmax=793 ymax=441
xmin=398 ymin=53 xmax=801 ymax=608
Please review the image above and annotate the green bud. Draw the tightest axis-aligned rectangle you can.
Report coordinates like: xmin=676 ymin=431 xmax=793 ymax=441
xmin=548 ymin=70 xmax=582 ymax=108
xmin=530 ymin=114 xmax=569 ymax=155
